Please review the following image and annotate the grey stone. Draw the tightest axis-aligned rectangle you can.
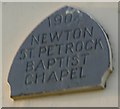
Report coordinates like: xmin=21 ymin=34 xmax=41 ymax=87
xmin=8 ymin=6 xmax=112 ymax=100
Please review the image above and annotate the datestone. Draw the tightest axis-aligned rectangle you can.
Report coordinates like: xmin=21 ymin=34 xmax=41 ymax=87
xmin=8 ymin=6 xmax=113 ymax=100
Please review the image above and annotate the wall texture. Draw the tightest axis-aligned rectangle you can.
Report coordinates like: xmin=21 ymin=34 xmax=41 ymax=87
xmin=0 ymin=2 xmax=2 ymax=108
xmin=2 ymin=2 xmax=118 ymax=107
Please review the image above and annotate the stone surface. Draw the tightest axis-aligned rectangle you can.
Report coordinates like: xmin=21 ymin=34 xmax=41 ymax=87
xmin=8 ymin=6 xmax=112 ymax=100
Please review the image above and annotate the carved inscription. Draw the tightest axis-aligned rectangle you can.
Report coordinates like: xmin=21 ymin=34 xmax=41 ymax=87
xmin=18 ymin=13 xmax=103 ymax=86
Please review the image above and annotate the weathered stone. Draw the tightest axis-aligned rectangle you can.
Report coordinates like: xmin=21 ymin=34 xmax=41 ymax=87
xmin=8 ymin=6 xmax=112 ymax=100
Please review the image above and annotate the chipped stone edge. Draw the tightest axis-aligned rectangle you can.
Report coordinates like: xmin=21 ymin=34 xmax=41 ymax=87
xmin=77 ymin=5 xmax=113 ymax=88
xmin=99 ymin=24 xmax=113 ymax=88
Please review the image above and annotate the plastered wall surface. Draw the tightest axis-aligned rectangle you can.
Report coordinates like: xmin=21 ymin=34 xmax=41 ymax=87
xmin=2 ymin=2 xmax=118 ymax=107
xmin=0 ymin=2 xmax=2 ymax=108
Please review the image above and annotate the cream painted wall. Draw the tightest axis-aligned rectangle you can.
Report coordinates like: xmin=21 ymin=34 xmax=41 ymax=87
xmin=2 ymin=2 xmax=118 ymax=107
xmin=0 ymin=2 xmax=2 ymax=108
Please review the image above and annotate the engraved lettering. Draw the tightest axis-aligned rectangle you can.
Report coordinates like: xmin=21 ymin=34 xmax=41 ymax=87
xmin=26 ymin=61 xmax=35 ymax=72
xmin=70 ymin=67 xmax=77 ymax=80
xmin=56 ymin=56 xmax=64 ymax=68
xmin=47 ymin=45 xmax=54 ymax=56
xmin=19 ymin=49 xmax=27 ymax=60
xmin=66 ymin=56 xmax=70 ymax=67
xmin=60 ymin=69 xmax=69 ymax=81
xmin=76 ymin=41 xmax=83 ymax=52
xmin=95 ymin=38 xmax=103 ymax=49
xmin=35 ymin=72 xmax=45 ymax=84
xmin=65 ymin=13 xmax=72 ymax=24
xmin=35 ymin=60 xmax=46 ymax=71
xmin=79 ymin=67 xmax=85 ymax=78
xmin=73 ymin=28 xmax=82 ymax=39
xmin=31 ymin=35 xmax=40 ymax=45
xmin=48 ymin=17 xmax=51 ymax=27
xmin=65 ymin=42 xmax=74 ymax=54
xmin=56 ymin=44 xmax=63 ymax=55
xmin=81 ymin=53 xmax=89 ymax=65
xmin=19 ymin=48 xmax=34 ymax=60
xmin=41 ymin=33 xmax=47 ymax=44
xmin=50 ymin=31 xmax=62 ymax=42
xmin=71 ymin=55 xmax=79 ymax=66
xmin=47 ymin=71 xmax=58 ymax=82
xmin=73 ymin=14 xmax=81 ymax=23
xmin=64 ymin=29 xmax=72 ymax=41
xmin=39 ymin=46 xmax=47 ymax=57
xmin=47 ymin=58 xmax=56 ymax=69
xmin=84 ymin=26 xmax=93 ymax=38
xmin=28 ymin=47 xmax=34 ymax=59
xmin=85 ymin=40 xmax=94 ymax=50
xmin=25 ymin=73 xmax=34 ymax=85
xmin=54 ymin=14 xmax=63 ymax=25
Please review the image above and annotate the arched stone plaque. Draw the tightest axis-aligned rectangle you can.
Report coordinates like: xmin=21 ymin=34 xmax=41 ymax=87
xmin=8 ymin=6 xmax=112 ymax=100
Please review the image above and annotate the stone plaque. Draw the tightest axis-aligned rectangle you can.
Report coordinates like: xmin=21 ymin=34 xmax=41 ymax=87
xmin=8 ymin=6 xmax=112 ymax=100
